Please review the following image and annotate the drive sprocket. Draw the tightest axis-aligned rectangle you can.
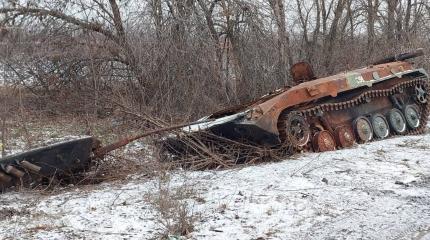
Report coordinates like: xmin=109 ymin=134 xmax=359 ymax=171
xmin=278 ymin=111 xmax=311 ymax=148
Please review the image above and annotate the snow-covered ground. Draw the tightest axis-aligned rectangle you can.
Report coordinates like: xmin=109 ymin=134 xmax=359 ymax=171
xmin=1 ymin=127 xmax=430 ymax=239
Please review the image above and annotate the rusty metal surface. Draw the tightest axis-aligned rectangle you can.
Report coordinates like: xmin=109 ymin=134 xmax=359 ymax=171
xmin=334 ymin=126 xmax=355 ymax=148
xmin=312 ymin=130 xmax=336 ymax=152
xmin=290 ymin=62 xmax=316 ymax=85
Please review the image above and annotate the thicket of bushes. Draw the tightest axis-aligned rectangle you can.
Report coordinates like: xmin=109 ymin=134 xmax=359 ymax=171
xmin=0 ymin=0 xmax=429 ymax=122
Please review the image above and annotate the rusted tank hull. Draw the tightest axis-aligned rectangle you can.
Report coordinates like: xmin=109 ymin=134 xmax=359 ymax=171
xmin=164 ymin=75 xmax=429 ymax=159
xmin=163 ymin=50 xmax=429 ymax=157
xmin=0 ymin=137 xmax=95 ymax=192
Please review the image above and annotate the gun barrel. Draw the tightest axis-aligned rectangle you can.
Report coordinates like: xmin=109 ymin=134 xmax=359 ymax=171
xmin=372 ymin=48 xmax=424 ymax=65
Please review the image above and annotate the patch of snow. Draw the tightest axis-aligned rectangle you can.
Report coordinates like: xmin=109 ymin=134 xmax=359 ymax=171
xmin=1 ymin=125 xmax=430 ymax=239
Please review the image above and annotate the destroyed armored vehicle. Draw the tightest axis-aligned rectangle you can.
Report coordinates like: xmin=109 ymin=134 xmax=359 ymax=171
xmin=166 ymin=49 xmax=429 ymax=153
xmin=0 ymin=49 xmax=428 ymax=192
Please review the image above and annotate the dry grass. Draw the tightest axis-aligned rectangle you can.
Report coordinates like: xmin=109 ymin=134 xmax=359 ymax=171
xmin=146 ymin=167 xmax=200 ymax=239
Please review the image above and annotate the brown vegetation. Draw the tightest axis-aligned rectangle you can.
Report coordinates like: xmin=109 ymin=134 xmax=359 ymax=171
xmin=0 ymin=0 xmax=428 ymax=123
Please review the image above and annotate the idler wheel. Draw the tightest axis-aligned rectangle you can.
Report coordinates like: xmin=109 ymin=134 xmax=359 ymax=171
xmin=334 ymin=126 xmax=355 ymax=148
xmin=283 ymin=112 xmax=311 ymax=147
xmin=403 ymin=104 xmax=420 ymax=129
xmin=371 ymin=114 xmax=390 ymax=139
xmin=414 ymin=84 xmax=428 ymax=103
xmin=312 ymin=130 xmax=336 ymax=152
xmin=353 ymin=116 xmax=373 ymax=142
xmin=387 ymin=108 xmax=407 ymax=134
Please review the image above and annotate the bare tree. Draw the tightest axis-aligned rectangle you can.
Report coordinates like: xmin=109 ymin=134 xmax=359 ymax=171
xmin=268 ymin=0 xmax=293 ymax=85
xmin=366 ymin=0 xmax=379 ymax=53
xmin=0 ymin=0 xmax=428 ymax=121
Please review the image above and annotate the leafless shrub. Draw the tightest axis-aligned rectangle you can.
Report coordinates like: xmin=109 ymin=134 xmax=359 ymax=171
xmin=0 ymin=0 xmax=427 ymax=122
xmin=146 ymin=168 xmax=200 ymax=239
xmin=157 ymin=131 xmax=294 ymax=170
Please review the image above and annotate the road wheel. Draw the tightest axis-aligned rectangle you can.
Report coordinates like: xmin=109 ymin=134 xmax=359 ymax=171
xmin=334 ymin=126 xmax=355 ymax=148
xmin=371 ymin=114 xmax=390 ymax=139
xmin=312 ymin=130 xmax=336 ymax=152
xmin=353 ymin=116 xmax=373 ymax=142
xmin=403 ymin=104 xmax=420 ymax=129
xmin=387 ymin=108 xmax=407 ymax=134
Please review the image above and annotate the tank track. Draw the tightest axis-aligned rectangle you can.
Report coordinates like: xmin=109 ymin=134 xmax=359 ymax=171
xmin=280 ymin=77 xmax=429 ymax=152
xmin=301 ymin=78 xmax=429 ymax=133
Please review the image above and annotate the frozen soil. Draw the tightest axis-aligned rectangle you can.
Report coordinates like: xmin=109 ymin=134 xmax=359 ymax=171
xmin=1 ymin=125 xmax=430 ymax=239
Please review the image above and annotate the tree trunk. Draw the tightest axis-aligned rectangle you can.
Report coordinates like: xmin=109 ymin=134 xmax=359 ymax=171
xmin=323 ymin=0 xmax=346 ymax=73
xmin=387 ymin=0 xmax=398 ymax=48
xmin=269 ymin=0 xmax=293 ymax=86
xmin=366 ymin=0 xmax=378 ymax=55
xmin=196 ymin=0 xmax=231 ymax=103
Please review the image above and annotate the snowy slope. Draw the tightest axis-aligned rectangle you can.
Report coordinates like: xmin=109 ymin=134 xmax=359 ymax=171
xmin=1 ymin=128 xmax=430 ymax=239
